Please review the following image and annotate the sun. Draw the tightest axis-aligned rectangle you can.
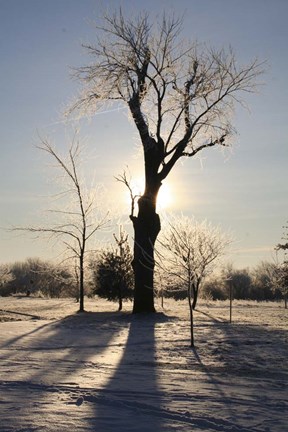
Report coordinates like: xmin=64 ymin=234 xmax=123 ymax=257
xmin=157 ymin=182 xmax=172 ymax=210
xmin=124 ymin=177 xmax=173 ymax=210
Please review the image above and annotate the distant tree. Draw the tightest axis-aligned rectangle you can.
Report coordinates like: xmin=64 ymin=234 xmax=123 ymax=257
xmin=0 ymin=264 xmax=11 ymax=284
xmin=0 ymin=264 xmax=13 ymax=296
xmin=221 ymin=265 xmax=252 ymax=300
xmin=70 ymin=9 xmax=263 ymax=313
xmin=158 ymin=215 xmax=230 ymax=346
xmin=251 ymin=261 xmax=280 ymax=300
xmin=0 ymin=258 xmax=73 ymax=298
xmin=202 ymin=276 xmax=227 ymax=301
xmin=11 ymin=137 xmax=108 ymax=311
xmin=2 ymin=259 xmax=36 ymax=296
xmin=276 ymin=222 xmax=288 ymax=308
xmin=91 ymin=231 xmax=134 ymax=310
xmin=203 ymin=262 xmax=284 ymax=302
xmin=276 ymin=262 xmax=288 ymax=309
xmin=276 ymin=222 xmax=288 ymax=251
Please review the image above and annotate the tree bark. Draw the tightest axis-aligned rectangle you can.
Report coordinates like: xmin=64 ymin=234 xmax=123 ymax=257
xmin=129 ymin=138 xmax=163 ymax=313
xmin=131 ymin=194 xmax=161 ymax=313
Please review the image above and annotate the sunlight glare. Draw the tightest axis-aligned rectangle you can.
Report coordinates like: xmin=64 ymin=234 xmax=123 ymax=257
xmin=157 ymin=182 xmax=172 ymax=210
xmin=124 ymin=177 xmax=173 ymax=211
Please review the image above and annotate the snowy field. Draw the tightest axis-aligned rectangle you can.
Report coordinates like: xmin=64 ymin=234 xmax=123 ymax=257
xmin=0 ymin=296 xmax=287 ymax=432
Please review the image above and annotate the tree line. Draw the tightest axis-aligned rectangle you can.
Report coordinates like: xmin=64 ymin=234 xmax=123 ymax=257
xmin=1 ymin=253 xmax=286 ymax=306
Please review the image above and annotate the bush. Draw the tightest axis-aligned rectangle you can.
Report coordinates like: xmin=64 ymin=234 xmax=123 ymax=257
xmin=201 ymin=278 xmax=227 ymax=301
xmin=90 ymin=242 xmax=134 ymax=310
xmin=0 ymin=258 xmax=74 ymax=298
xmin=201 ymin=262 xmax=284 ymax=302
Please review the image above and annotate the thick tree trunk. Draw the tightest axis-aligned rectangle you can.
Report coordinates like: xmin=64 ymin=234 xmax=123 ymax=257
xmin=131 ymin=194 xmax=161 ymax=313
xmin=129 ymin=135 xmax=163 ymax=313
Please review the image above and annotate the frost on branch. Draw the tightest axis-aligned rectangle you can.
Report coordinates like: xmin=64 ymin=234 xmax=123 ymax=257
xmin=70 ymin=10 xmax=263 ymax=178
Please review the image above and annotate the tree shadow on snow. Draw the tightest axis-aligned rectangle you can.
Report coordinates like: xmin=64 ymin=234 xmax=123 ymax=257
xmin=188 ymin=309 xmax=288 ymax=431
xmin=86 ymin=312 xmax=170 ymax=432
xmin=0 ymin=311 xmax=132 ymax=431
xmin=195 ymin=308 xmax=287 ymax=379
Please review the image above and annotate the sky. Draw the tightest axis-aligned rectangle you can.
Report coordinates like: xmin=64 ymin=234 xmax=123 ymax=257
xmin=0 ymin=0 xmax=287 ymax=269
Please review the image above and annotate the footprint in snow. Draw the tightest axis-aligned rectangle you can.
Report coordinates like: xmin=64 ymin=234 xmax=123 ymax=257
xmin=76 ymin=396 xmax=84 ymax=406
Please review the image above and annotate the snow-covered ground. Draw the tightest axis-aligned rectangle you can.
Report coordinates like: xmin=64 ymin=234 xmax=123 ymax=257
xmin=0 ymin=296 xmax=287 ymax=432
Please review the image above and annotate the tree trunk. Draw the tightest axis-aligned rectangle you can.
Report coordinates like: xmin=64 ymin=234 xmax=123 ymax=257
xmin=188 ymin=287 xmax=194 ymax=347
xmin=192 ymin=284 xmax=199 ymax=310
xmin=129 ymin=137 xmax=163 ymax=313
xmin=131 ymin=194 xmax=161 ymax=313
xmin=79 ymin=254 xmax=85 ymax=312
xmin=118 ymin=287 xmax=123 ymax=311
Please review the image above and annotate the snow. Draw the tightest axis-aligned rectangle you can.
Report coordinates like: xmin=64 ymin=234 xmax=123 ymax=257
xmin=0 ymin=296 xmax=287 ymax=432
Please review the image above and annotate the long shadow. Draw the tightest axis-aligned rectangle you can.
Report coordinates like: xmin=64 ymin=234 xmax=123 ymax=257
xmin=85 ymin=313 xmax=169 ymax=432
xmin=0 ymin=311 xmax=129 ymax=431
xmin=190 ymin=309 xmax=288 ymax=431
xmin=1 ymin=306 xmax=287 ymax=431
xmin=195 ymin=308 xmax=227 ymax=323
xmin=196 ymin=308 xmax=287 ymax=378
xmin=0 ymin=308 xmax=40 ymax=319
xmin=0 ymin=321 xmax=53 ymax=353
xmin=190 ymin=344 xmax=240 ymax=429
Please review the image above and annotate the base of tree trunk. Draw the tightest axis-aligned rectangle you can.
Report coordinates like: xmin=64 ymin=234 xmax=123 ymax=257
xmin=132 ymin=305 xmax=156 ymax=314
xmin=131 ymin=201 xmax=160 ymax=314
xmin=132 ymin=288 xmax=156 ymax=313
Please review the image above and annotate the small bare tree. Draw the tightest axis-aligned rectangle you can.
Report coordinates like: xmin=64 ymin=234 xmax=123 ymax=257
xmin=158 ymin=215 xmax=230 ymax=346
xmin=12 ymin=137 xmax=108 ymax=311
xmin=276 ymin=223 xmax=288 ymax=308
xmin=276 ymin=222 xmax=288 ymax=252
xmin=70 ymin=9 xmax=263 ymax=313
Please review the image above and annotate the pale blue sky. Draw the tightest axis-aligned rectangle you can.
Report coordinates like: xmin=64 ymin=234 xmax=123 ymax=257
xmin=0 ymin=0 xmax=287 ymax=268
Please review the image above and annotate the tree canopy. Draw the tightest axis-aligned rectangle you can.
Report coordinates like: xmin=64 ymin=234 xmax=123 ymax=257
xmin=71 ymin=10 xmax=263 ymax=180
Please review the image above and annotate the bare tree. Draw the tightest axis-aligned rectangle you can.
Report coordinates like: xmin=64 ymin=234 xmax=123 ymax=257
xmin=0 ymin=264 xmax=12 ymax=290
xmin=277 ymin=263 xmax=288 ymax=309
xmin=1 ymin=258 xmax=74 ymax=298
xmin=276 ymin=223 xmax=288 ymax=308
xmin=158 ymin=215 xmax=230 ymax=346
xmin=276 ymin=223 xmax=288 ymax=251
xmin=70 ymin=10 xmax=263 ymax=313
xmin=12 ymin=137 xmax=108 ymax=311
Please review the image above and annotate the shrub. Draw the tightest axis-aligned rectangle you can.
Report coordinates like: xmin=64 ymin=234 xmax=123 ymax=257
xmin=90 ymin=242 xmax=134 ymax=310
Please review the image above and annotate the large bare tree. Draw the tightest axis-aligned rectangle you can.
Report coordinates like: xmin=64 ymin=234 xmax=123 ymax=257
xmin=70 ymin=10 xmax=263 ymax=313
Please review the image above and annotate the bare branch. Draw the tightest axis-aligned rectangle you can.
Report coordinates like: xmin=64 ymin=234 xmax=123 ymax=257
xmin=115 ymin=170 xmax=140 ymax=218
xmin=11 ymin=136 xmax=109 ymax=311
xmin=69 ymin=9 xmax=263 ymax=179
xmin=157 ymin=214 xmax=232 ymax=308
